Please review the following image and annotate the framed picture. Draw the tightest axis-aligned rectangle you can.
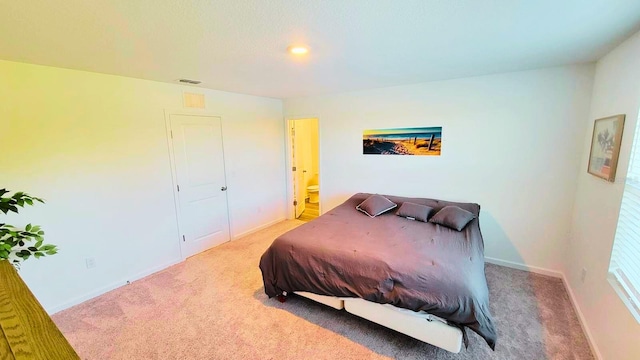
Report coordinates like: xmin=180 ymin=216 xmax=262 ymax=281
xmin=363 ymin=127 xmax=442 ymax=155
xmin=587 ymin=114 xmax=625 ymax=182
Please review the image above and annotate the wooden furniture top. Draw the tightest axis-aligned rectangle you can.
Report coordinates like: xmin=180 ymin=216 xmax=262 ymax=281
xmin=0 ymin=260 xmax=79 ymax=360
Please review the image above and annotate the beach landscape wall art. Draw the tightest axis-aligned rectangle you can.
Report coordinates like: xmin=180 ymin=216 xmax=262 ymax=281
xmin=363 ymin=127 xmax=442 ymax=155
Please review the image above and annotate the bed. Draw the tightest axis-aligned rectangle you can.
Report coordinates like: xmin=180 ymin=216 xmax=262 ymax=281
xmin=259 ymin=193 xmax=497 ymax=353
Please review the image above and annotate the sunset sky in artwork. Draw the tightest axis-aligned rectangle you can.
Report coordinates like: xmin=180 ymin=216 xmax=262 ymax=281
xmin=363 ymin=127 xmax=441 ymax=136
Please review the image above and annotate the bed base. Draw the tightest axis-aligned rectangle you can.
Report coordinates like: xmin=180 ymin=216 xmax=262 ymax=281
xmin=294 ymin=291 xmax=463 ymax=353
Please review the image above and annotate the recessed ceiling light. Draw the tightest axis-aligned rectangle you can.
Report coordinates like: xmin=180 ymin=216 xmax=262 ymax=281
xmin=288 ymin=45 xmax=309 ymax=55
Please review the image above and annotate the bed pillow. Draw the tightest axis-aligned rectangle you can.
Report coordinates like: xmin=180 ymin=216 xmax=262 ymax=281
xmin=395 ymin=202 xmax=433 ymax=222
xmin=356 ymin=194 xmax=397 ymax=218
xmin=429 ymin=205 xmax=476 ymax=231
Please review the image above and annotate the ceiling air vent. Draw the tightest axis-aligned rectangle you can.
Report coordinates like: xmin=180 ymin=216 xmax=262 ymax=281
xmin=178 ymin=78 xmax=201 ymax=85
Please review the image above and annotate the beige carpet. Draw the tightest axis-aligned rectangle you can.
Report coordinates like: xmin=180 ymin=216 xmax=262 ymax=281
xmin=53 ymin=220 xmax=593 ymax=359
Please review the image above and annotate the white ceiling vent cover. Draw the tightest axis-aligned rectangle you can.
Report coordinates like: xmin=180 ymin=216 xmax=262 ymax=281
xmin=178 ymin=79 xmax=201 ymax=85
xmin=183 ymin=92 xmax=205 ymax=109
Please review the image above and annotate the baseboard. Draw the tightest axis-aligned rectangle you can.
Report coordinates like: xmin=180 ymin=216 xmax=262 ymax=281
xmin=232 ymin=217 xmax=286 ymax=240
xmin=47 ymin=219 xmax=287 ymax=314
xmin=484 ymin=257 xmax=563 ymax=278
xmin=47 ymin=258 xmax=183 ymax=314
xmin=561 ymin=275 xmax=603 ymax=360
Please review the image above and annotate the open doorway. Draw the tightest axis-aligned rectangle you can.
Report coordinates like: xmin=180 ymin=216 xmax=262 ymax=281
xmin=288 ymin=118 xmax=320 ymax=221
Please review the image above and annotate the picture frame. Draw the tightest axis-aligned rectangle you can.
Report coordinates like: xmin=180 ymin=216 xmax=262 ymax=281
xmin=363 ymin=127 xmax=442 ymax=156
xmin=587 ymin=114 xmax=625 ymax=182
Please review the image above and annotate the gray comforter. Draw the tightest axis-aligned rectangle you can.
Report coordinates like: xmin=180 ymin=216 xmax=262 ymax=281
xmin=259 ymin=193 xmax=497 ymax=349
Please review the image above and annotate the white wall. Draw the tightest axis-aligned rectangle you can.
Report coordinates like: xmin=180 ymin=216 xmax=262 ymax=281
xmin=310 ymin=119 xmax=320 ymax=180
xmin=567 ymin=30 xmax=640 ymax=360
xmin=294 ymin=118 xmax=320 ymax=189
xmin=0 ymin=60 xmax=286 ymax=312
xmin=284 ymin=65 xmax=595 ymax=273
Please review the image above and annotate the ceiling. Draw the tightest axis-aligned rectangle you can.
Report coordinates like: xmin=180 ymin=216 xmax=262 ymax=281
xmin=1 ymin=1 xmax=640 ymax=99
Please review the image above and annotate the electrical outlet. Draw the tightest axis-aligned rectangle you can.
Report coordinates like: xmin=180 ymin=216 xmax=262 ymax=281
xmin=581 ymin=268 xmax=587 ymax=283
xmin=85 ymin=257 xmax=96 ymax=269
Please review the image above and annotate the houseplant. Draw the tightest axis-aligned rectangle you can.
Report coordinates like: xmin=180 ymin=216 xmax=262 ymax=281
xmin=0 ymin=189 xmax=58 ymax=268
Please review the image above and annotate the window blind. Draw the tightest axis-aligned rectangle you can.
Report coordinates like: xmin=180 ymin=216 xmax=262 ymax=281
xmin=609 ymin=115 xmax=640 ymax=321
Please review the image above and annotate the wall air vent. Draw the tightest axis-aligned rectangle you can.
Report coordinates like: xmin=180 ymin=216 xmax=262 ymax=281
xmin=178 ymin=79 xmax=202 ymax=85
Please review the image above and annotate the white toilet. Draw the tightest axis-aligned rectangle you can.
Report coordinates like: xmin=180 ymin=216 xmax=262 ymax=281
xmin=307 ymin=185 xmax=319 ymax=204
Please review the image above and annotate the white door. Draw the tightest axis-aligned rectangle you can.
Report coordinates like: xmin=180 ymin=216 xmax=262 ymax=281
xmin=292 ymin=122 xmax=306 ymax=218
xmin=169 ymin=114 xmax=230 ymax=258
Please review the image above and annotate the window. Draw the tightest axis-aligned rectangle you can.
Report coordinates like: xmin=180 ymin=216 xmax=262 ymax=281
xmin=609 ymin=114 xmax=640 ymax=323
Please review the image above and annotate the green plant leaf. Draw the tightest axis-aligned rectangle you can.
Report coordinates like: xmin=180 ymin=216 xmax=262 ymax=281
xmin=1 ymin=190 xmax=56 ymax=264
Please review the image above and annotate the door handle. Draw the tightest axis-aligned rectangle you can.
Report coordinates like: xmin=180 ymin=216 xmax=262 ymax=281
xmin=221 ymin=186 xmax=227 ymax=191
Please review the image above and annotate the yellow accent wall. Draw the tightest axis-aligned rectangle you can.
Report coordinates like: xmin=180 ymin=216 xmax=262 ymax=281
xmin=1 ymin=60 xmax=285 ymax=312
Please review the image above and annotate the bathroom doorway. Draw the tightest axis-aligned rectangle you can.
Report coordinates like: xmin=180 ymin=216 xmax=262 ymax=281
xmin=288 ymin=118 xmax=320 ymax=221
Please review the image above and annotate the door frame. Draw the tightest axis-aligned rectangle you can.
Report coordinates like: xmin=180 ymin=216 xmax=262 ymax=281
xmin=284 ymin=116 xmax=322 ymax=219
xmin=164 ymin=109 xmax=232 ymax=260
